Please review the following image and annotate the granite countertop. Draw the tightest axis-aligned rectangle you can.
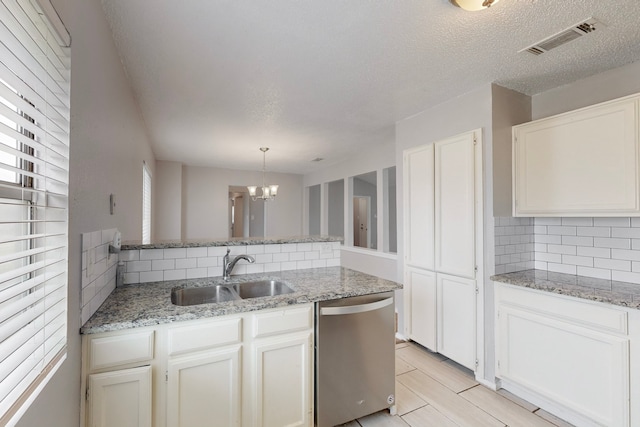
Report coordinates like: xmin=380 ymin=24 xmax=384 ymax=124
xmin=121 ymin=235 xmax=343 ymax=250
xmin=491 ymin=269 xmax=640 ymax=310
xmin=81 ymin=267 xmax=402 ymax=334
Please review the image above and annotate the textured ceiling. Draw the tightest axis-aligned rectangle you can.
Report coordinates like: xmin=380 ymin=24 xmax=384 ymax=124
xmin=101 ymin=0 xmax=640 ymax=174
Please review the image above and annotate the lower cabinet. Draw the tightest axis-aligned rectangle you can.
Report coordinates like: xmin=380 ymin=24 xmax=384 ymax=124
xmin=82 ymin=304 xmax=314 ymax=427
xmin=88 ymin=365 xmax=152 ymax=427
xmin=495 ymin=283 xmax=631 ymax=427
xmin=405 ymin=267 xmax=477 ymax=371
xmin=166 ymin=346 xmax=242 ymax=427
xmin=437 ymin=273 xmax=476 ymax=371
xmin=249 ymin=332 xmax=313 ymax=427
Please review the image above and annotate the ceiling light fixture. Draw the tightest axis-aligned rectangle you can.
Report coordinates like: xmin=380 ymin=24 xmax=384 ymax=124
xmin=450 ymin=0 xmax=500 ymax=11
xmin=247 ymin=147 xmax=279 ymax=201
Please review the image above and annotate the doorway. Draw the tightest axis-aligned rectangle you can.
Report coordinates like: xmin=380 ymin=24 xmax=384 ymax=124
xmin=353 ymin=196 xmax=371 ymax=248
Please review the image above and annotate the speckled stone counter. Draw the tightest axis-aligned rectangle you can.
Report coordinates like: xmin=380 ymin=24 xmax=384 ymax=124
xmin=491 ymin=269 xmax=640 ymax=310
xmin=121 ymin=235 xmax=343 ymax=250
xmin=81 ymin=267 xmax=402 ymax=334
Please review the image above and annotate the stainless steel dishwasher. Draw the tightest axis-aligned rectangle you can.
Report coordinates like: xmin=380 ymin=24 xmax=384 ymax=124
xmin=315 ymin=291 xmax=396 ymax=427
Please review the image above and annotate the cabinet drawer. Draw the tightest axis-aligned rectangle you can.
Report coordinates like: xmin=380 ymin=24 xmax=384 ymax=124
xmin=167 ymin=317 xmax=242 ymax=356
xmin=88 ymin=330 xmax=155 ymax=371
xmin=497 ymin=283 xmax=628 ymax=335
xmin=252 ymin=305 xmax=313 ymax=338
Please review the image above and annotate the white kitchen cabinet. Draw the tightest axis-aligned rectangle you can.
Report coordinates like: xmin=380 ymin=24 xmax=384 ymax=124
xmin=402 ymin=130 xmax=482 ymax=372
xmin=249 ymin=332 xmax=313 ymax=427
xmin=403 ymin=143 xmax=435 ymax=271
xmin=404 ymin=267 xmax=437 ymax=350
xmin=88 ymin=365 xmax=152 ymax=427
xmin=248 ymin=305 xmax=314 ymax=427
xmin=81 ymin=305 xmax=313 ymax=427
xmin=513 ymin=93 xmax=640 ymax=216
xmin=437 ymin=273 xmax=476 ymax=371
xmin=495 ymin=283 xmax=631 ymax=427
xmin=167 ymin=346 xmax=242 ymax=427
xmin=435 ymin=133 xmax=477 ymax=279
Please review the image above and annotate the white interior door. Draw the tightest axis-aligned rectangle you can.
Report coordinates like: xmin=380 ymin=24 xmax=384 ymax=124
xmin=353 ymin=196 xmax=369 ymax=248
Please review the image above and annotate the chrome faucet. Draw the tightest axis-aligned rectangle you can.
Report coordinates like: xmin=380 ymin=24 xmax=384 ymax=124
xmin=222 ymin=248 xmax=255 ymax=280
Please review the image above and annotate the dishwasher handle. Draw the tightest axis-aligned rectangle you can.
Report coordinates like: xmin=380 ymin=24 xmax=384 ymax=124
xmin=320 ymin=297 xmax=393 ymax=316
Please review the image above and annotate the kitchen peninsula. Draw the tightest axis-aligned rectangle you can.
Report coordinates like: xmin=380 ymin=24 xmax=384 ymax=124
xmin=80 ymin=235 xmax=401 ymax=427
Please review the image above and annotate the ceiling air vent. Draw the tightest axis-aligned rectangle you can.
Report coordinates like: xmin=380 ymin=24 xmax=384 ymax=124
xmin=520 ymin=18 xmax=599 ymax=56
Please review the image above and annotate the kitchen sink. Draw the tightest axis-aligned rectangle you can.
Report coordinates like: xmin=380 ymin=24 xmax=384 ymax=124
xmin=233 ymin=280 xmax=295 ymax=299
xmin=171 ymin=285 xmax=239 ymax=306
xmin=171 ymin=280 xmax=294 ymax=306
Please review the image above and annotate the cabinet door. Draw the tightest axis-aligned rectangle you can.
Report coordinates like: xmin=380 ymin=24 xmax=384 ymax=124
xmin=513 ymin=96 xmax=639 ymax=216
xmin=435 ymin=133 xmax=476 ymax=278
xmin=88 ymin=365 xmax=152 ymax=427
xmin=437 ymin=273 xmax=476 ymax=371
xmin=403 ymin=144 xmax=435 ymax=270
xmin=249 ymin=332 xmax=313 ymax=427
xmin=166 ymin=346 xmax=242 ymax=427
xmin=405 ymin=267 xmax=437 ymax=351
xmin=497 ymin=304 xmax=630 ymax=427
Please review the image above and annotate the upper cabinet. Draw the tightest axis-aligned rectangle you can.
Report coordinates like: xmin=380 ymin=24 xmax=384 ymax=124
xmin=513 ymin=94 xmax=640 ymax=217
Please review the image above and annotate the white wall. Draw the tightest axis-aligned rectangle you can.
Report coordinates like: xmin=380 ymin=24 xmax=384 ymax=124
xmin=155 ymin=160 xmax=182 ymax=240
xmin=180 ymin=165 xmax=303 ymax=239
xmin=532 ymin=60 xmax=640 ymax=120
xmin=16 ymin=0 xmax=156 ymax=426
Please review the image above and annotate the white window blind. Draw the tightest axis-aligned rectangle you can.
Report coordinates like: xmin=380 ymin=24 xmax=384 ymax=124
xmin=142 ymin=162 xmax=151 ymax=244
xmin=0 ymin=0 xmax=70 ymax=425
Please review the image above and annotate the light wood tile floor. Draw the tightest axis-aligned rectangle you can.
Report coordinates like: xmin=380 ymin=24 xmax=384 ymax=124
xmin=338 ymin=341 xmax=574 ymax=427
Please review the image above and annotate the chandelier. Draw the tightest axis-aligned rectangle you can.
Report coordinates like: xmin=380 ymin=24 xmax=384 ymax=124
xmin=247 ymin=147 xmax=279 ymax=201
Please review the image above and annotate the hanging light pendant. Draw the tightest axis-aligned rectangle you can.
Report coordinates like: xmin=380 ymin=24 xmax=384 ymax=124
xmin=450 ymin=0 xmax=499 ymax=11
xmin=247 ymin=147 xmax=279 ymax=201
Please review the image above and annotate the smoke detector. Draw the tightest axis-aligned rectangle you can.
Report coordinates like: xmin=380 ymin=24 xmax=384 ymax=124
xmin=520 ymin=18 xmax=600 ymax=56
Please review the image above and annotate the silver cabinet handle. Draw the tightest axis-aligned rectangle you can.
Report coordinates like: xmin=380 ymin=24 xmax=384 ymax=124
xmin=320 ymin=297 xmax=393 ymax=316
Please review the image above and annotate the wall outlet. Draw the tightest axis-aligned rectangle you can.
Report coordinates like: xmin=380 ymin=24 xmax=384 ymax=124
xmin=87 ymin=248 xmax=95 ymax=278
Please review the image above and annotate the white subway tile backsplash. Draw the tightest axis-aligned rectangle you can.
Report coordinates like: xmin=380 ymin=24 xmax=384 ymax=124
xmin=208 ymin=246 xmax=228 ymax=257
xmin=164 ymin=248 xmax=187 ymax=259
xmin=165 ymin=269 xmax=186 ymax=281
xmin=140 ymin=271 xmax=164 ymax=283
xmin=577 ymin=226 xmax=611 ymax=237
xmin=562 ymin=255 xmax=593 ymax=267
xmin=594 ymin=258 xmax=630 ymax=272
xmin=197 ymin=257 xmax=218 ymax=268
xmin=187 ymin=247 xmax=208 ymax=258
xmin=493 ymin=216 xmax=640 ymax=285
xmin=561 ymin=217 xmax=593 ymax=226
xmin=140 ymin=249 xmax=164 ymax=260
xmin=152 ymin=259 xmax=175 ymax=271
xmin=547 ymin=226 xmax=576 ymax=236
xmin=611 ymin=227 xmax=640 ymax=239
xmin=118 ymin=242 xmax=341 ymax=285
xmin=611 ymin=249 xmax=640 ymax=262
xmin=594 ymin=237 xmax=631 ymax=249
xmin=561 ymin=236 xmax=593 ymax=247
xmin=576 ymin=246 xmax=610 ymax=258
xmin=547 ymin=263 xmax=576 ymax=275
xmin=594 ymin=217 xmax=630 ymax=227
xmin=547 ymin=244 xmax=576 ymax=255
xmin=127 ymin=260 xmax=152 ymax=272
xmin=176 ymin=258 xmax=197 ymax=269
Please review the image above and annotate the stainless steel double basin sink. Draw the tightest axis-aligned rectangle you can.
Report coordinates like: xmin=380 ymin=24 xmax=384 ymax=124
xmin=171 ymin=280 xmax=295 ymax=306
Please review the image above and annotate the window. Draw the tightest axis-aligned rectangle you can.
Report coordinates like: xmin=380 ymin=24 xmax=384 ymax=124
xmin=142 ymin=162 xmax=151 ymax=244
xmin=0 ymin=1 xmax=70 ymax=424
